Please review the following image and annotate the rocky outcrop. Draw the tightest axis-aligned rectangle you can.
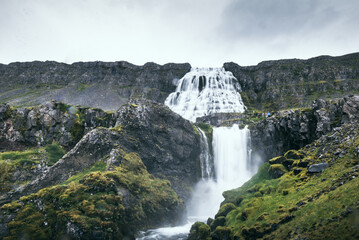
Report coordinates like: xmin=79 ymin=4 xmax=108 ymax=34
xmin=0 ymin=101 xmax=116 ymax=151
xmin=224 ymin=52 xmax=359 ymax=111
xmin=250 ymin=95 xmax=359 ymax=161
xmin=0 ymin=61 xmax=191 ymax=110
xmin=0 ymin=99 xmax=201 ymax=205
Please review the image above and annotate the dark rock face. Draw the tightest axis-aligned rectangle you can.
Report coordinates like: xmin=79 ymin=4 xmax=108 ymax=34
xmin=224 ymin=53 xmax=359 ymax=111
xmin=114 ymin=99 xmax=202 ymax=199
xmin=0 ymin=61 xmax=191 ymax=110
xmin=250 ymin=95 xmax=359 ymax=161
xmin=0 ymin=99 xmax=201 ymax=205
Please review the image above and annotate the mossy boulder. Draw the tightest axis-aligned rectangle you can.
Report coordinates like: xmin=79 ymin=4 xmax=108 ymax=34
xmin=210 ymin=216 xmax=226 ymax=231
xmin=187 ymin=221 xmax=211 ymax=240
xmin=268 ymin=164 xmax=287 ymax=178
xmin=269 ymin=156 xmax=285 ymax=165
xmin=284 ymin=150 xmax=305 ymax=160
xmin=215 ymin=203 xmax=236 ymax=219
xmin=211 ymin=226 xmax=231 ymax=240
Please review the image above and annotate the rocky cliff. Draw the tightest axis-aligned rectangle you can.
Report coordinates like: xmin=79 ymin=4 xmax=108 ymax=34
xmin=197 ymin=95 xmax=359 ymax=163
xmin=2 ymin=53 xmax=359 ymax=113
xmin=0 ymin=61 xmax=191 ymax=110
xmin=224 ymin=52 xmax=359 ymax=111
xmin=0 ymin=99 xmax=201 ymax=239
xmin=250 ymin=95 xmax=359 ymax=161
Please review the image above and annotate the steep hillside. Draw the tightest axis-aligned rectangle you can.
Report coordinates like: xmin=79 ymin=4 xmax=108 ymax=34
xmin=188 ymin=123 xmax=359 ymax=240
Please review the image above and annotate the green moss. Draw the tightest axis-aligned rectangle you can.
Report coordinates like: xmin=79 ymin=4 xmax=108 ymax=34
xmin=197 ymin=122 xmax=213 ymax=145
xmin=69 ymin=110 xmax=85 ymax=144
xmin=57 ymin=102 xmax=70 ymax=113
xmin=44 ymin=143 xmax=66 ymax=166
xmin=111 ymin=125 xmax=122 ymax=133
xmin=2 ymin=150 xmax=182 ymax=239
xmin=215 ymin=203 xmax=236 ymax=218
xmin=76 ymin=83 xmax=92 ymax=91
xmin=284 ymin=149 xmax=304 ymax=160
xmin=269 ymin=156 xmax=285 ymax=165
xmin=0 ymin=149 xmax=42 ymax=168
xmin=188 ymin=222 xmax=211 ymax=240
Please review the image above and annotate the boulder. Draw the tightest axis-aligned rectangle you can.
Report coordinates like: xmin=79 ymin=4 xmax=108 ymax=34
xmin=308 ymin=162 xmax=329 ymax=173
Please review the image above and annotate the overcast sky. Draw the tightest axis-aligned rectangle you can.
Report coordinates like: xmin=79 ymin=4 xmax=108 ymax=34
xmin=1 ymin=0 xmax=358 ymax=67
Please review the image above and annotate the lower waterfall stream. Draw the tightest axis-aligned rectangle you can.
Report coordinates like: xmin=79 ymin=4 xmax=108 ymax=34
xmin=137 ymin=68 xmax=257 ymax=239
xmin=137 ymin=125 xmax=255 ymax=240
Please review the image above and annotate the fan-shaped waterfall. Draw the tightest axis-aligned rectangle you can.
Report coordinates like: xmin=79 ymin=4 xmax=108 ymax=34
xmin=165 ymin=67 xmax=246 ymax=122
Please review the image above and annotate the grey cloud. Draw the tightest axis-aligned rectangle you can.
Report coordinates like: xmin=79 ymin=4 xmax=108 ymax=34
xmin=219 ymin=0 xmax=359 ymax=41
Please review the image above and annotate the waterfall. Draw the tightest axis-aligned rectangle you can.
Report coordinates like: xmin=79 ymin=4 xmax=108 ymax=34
xmin=187 ymin=125 xmax=252 ymax=220
xmin=165 ymin=67 xmax=246 ymax=122
xmin=197 ymin=127 xmax=213 ymax=179
xmin=137 ymin=68 xmax=256 ymax=240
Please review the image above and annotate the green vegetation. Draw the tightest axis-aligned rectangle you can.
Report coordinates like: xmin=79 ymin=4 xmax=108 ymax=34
xmin=192 ymin=123 xmax=359 ymax=239
xmin=44 ymin=143 xmax=66 ymax=166
xmin=0 ymin=144 xmax=66 ymax=192
xmin=76 ymin=83 xmax=92 ymax=91
xmin=1 ymin=150 xmax=182 ymax=239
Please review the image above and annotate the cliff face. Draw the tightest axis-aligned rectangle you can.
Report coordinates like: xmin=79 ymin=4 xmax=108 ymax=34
xmin=0 ymin=61 xmax=191 ymax=110
xmin=1 ymin=53 xmax=359 ymax=112
xmin=224 ymin=52 xmax=359 ymax=111
xmin=250 ymin=95 xmax=359 ymax=161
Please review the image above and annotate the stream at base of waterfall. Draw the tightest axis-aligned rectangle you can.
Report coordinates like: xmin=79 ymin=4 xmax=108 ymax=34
xmin=137 ymin=68 xmax=258 ymax=240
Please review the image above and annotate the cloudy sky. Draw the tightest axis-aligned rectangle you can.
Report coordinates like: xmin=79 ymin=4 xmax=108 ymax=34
xmin=1 ymin=0 xmax=358 ymax=66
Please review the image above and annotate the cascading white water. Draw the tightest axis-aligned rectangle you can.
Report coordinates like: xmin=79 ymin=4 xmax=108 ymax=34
xmin=165 ymin=67 xmax=246 ymax=122
xmin=197 ymin=128 xmax=213 ymax=179
xmin=137 ymin=68 xmax=256 ymax=240
xmin=187 ymin=125 xmax=252 ymax=220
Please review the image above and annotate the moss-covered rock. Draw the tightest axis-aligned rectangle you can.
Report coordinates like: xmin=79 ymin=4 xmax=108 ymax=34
xmin=215 ymin=203 xmax=236 ymax=219
xmin=188 ymin=221 xmax=211 ymax=240
xmin=268 ymin=164 xmax=287 ymax=178
xmin=268 ymin=156 xmax=285 ymax=165
xmin=284 ymin=149 xmax=305 ymax=160
xmin=0 ymin=151 xmax=183 ymax=239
